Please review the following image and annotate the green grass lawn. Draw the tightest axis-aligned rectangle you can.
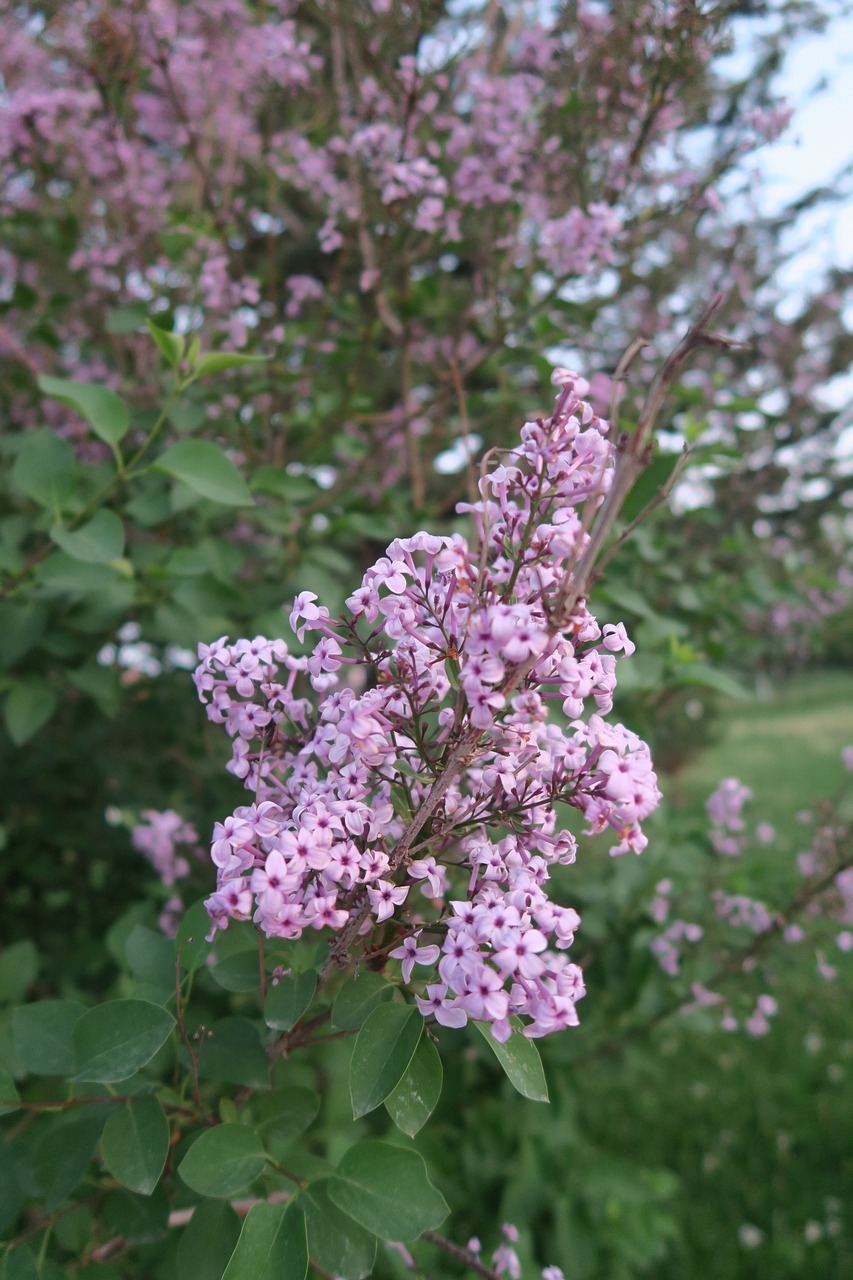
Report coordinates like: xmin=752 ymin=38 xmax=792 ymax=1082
xmin=667 ymin=668 xmax=853 ymax=822
xmin=624 ymin=668 xmax=853 ymax=1280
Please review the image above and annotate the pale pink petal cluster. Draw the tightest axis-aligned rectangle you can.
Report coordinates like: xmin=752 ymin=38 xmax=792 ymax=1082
xmin=195 ymin=377 xmax=661 ymax=1037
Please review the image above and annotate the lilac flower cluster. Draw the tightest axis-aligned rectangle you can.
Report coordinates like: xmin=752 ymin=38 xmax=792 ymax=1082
xmin=651 ymin=756 xmax=853 ymax=1037
xmin=131 ymin=808 xmax=201 ymax=886
xmin=706 ymin=777 xmax=752 ymax=856
xmin=194 ymin=375 xmax=661 ymax=1039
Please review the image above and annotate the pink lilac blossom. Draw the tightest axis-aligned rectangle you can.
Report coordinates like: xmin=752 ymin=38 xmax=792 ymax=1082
xmin=131 ymin=808 xmax=201 ymax=886
xmin=650 ymin=919 xmax=703 ymax=976
xmin=194 ymin=375 xmax=661 ymax=1040
xmin=706 ymin=777 xmax=752 ymax=857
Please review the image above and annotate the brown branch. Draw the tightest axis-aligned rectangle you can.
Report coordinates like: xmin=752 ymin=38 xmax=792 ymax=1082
xmin=549 ymin=292 xmax=742 ymax=628
xmin=6 ymin=1194 xmax=102 ymax=1252
xmin=0 ymin=1094 xmax=191 ymax=1115
xmin=403 ymin=337 xmax=426 ymax=511
xmin=448 ymin=355 xmax=480 ymax=509
xmin=422 ymin=1231 xmax=503 ymax=1280
xmin=596 ymin=444 xmax=692 ymax=575
xmin=328 ymin=1 xmax=403 ymax=338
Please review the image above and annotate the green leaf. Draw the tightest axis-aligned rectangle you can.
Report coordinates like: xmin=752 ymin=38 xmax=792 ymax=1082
xmin=51 ymin=510 xmax=124 ymax=564
xmin=154 ymin=440 xmax=253 ymax=506
xmin=147 ymin=320 xmax=185 ymax=370
xmin=264 ymin=971 xmax=317 ymax=1031
xmin=179 ymin=1124 xmax=267 ymax=1198
xmin=473 ymin=1020 xmax=549 ymax=1102
xmin=0 ymin=1159 xmax=25 ymax=1239
xmin=331 ymin=973 xmax=395 ymax=1031
xmin=13 ymin=999 xmax=85 ymax=1075
xmin=102 ymin=1187 xmax=169 ymax=1243
xmin=53 ymin=1203 xmax=92 ymax=1252
xmin=177 ymin=1200 xmax=242 ymax=1280
xmin=671 ymin=663 xmax=750 ymax=700
xmin=385 ymin=1033 xmax=443 ymax=1136
xmin=38 ymin=376 xmax=129 ymax=447
xmin=125 ymin=924 xmax=175 ymax=993
xmin=222 ymin=1202 xmax=308 ymax=1280
xmin=174 ymin=900 xmax=214 ymax=972
xmin=32 ymin=1107 xmax=109 ymax=1210
xmin=328 ymin=1141 xmax=448 ymax=1241
xmin=0 ymin=1245 xmax=41 ymax=1280
xmin=620 ymin=453 xmax=683 ymax=524
xmin=106 ymin=303 xmax=148 ymax=334
xmin=197 ymin=1017 xmax=270 ymax=1089
xmin=100 ymin=1096 xmax=169 ymax=1195
xmin=4 ymin=682 xmax=57 ymax=744
xmin=210 ymin=950 xmax=264 ymax=993
xmin=300 ymin=1179 xmax=377 ymax=1280
xmin=255 ymin=1086 xmax=320 ymax=1148
xmin=192 ymin=352 xmax=267 ymax=379
xmin=34 ymin=552 xmax=126 ymax=599
xmin=68 ymin=662 xmax=121 ymax=716
xmin=0 ymin=940 xmax=38 ymax=1002
xmin=0 ymin=1070 xmax=19 ymax=1116
xmin=350 ymin=1003 xmax=423 ymax=1119
xmin=72 ymin=1000 xmax=175 ymax=1082
xmin=0 ymin=602 xmax=47 ymax=669
xmin=12 ymin=429 xmax=76 ymax=510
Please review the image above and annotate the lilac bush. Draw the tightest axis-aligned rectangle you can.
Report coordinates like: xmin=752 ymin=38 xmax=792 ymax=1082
xmin=646 ymin=756 xmax=853 ymax=1039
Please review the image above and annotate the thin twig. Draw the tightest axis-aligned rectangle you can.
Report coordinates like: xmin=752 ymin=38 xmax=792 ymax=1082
xmin=6 ymin=1194 xmax=102 ymax=1252
xmin=448 ymin=355 xmax=480 ymax=509
xmin=422 ymin=1231 xmax=503 ymax=1280
xmin=549 ymin=293 xmax=741 ymax=628
xmin=596 ymin=444 xmax=692 ymax=574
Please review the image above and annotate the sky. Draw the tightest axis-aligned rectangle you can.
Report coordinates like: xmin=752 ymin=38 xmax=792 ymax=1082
xmin=739 ymin=7 xmax=853 ymax=312
xmin=754 ymin=7 xmax=853 ymax=462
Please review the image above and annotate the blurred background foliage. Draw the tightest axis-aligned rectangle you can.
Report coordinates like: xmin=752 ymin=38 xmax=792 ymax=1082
xmin=1 ymin=0 xmax=852 ymax=1275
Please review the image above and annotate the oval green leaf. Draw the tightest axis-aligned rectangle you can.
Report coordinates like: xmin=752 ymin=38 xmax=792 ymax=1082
xmin=0 ymin=1070 xmax=19 ymax=1117
xmin=4 ymin=682 xmax=58 ymax=745
xmin=38 ymin=375 xmax=129 ymax=446
xmin=154 ymin=440 xmax=253 ymax=506
xmin=33 ymin=1107 xmax=110 ymax=1211
xmin=222 ymin=1202 xmax=307 ymax=1280
xmin=350 ymin=1003 xmax=423 ymax=1119
xmin=328 ymin=1141 xmax=448 ymax=1242
xmin=264 ymin=971 xmax=317 ymax=1031
xmin=331 ymin=972 xmax=394 ymax=1031
xmin=13 ymin=999 xmax=85 ymax=1075
xmin=473 ymin=1019 xmax=549 ymax=1102
xmin=102 ymin=1186 xmax=169 ymax=1243
xmin=0 ymin=940 xmax=38 ymax=1003
xmin=72 ymin=999 xmax=175 ymax=1082
xmin=193 ymin=352 xmax=267 ymax=379
xmin=196 ymin=1017 xmax=270 ymax=1089
xmin=177 ymin=1200 xmax=241 ymax=1280
xmin=255 ymin=1086 xmax=320 ymax=1149
xmin=178 ymin=1124 xmax=267 ymax=1198
xmin=101 ymin=1095 xmax=169 ymax=1195
xmin=147 ymin=320 xmax=185 ymax=370
xmin=51 ymin=510 xmax=124 ymax=564
xmin=385 ymin=1032 xmax=443 ymax=1136
xmin=671 ymin=662 xmax=750 ymax=700
xmin=210 ymin=950 xmax=263 ymax=993
xmin=300 ymin=1178 xmax=376 ymax=1280
xmin=12 ymin=428 xmax=77 ymax=510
